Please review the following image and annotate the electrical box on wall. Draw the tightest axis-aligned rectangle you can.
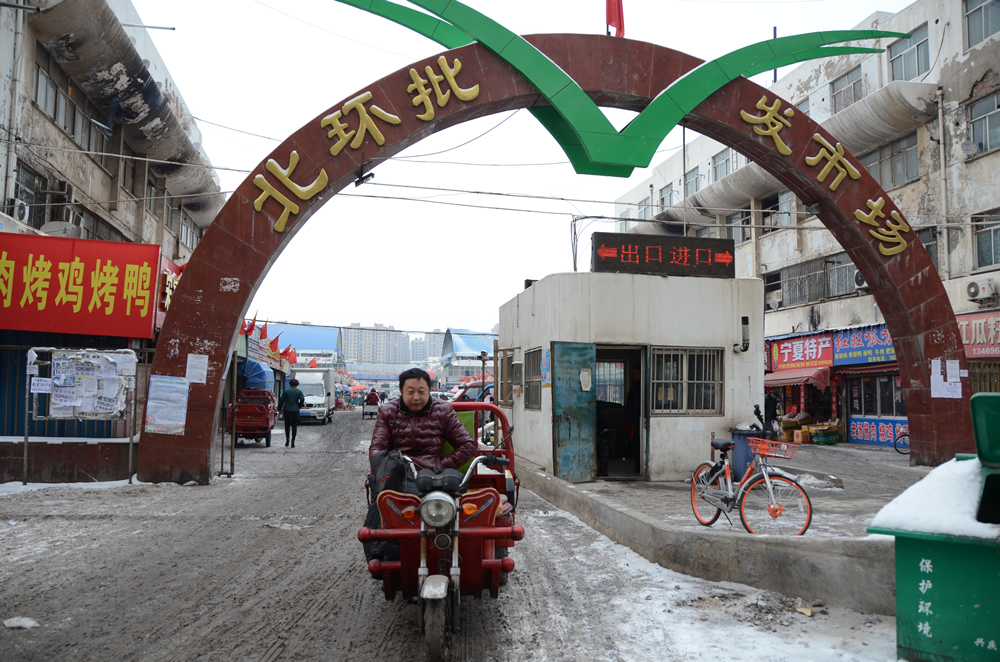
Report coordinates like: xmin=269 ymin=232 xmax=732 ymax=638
xmin=510 ymin=361 xmax=523 ymax=391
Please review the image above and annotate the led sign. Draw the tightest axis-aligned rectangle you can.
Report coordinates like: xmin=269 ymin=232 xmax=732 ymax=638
xmin=590 ymin=232 xmax=735 ymax=279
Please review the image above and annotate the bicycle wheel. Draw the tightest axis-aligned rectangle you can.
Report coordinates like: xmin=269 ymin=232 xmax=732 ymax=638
xmin=739 ymin=475 xmax=812 ymax=535
xmin=894 ymin=433 xmax=910 ymax=455
xmin=691 ymin=462 xmax=722 ymax=526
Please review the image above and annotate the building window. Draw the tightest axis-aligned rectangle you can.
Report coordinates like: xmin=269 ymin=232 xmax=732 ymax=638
xmin=797 ymin=98 xmax=810 ymax=117
xmin=13 ymin=161 xmax=45 ymax=229
xmin=618 ymin=209 xmax=631 ymax=233
xmin=917 ymin=227 xmax=938 ymax=269
xmin=696 ymin=225 xmax=714 ymax=239
xmin=524 ymin=348 xmax=542 ymax=410
xmin=659 ymin=184 xmax=675 ymax=209
xmin=779 ymin=252 xmax=855 ymax=306
xmin=971 ymin=92 xmax=1000 ymax=154
xmin=858 ymin=132 xmax=919 ymax=189
xmin=180 ymin=214 xmax=200 ymax=249
xmin=684 ymin=167 xmax=700 ymax=198
xmin=849 ymin=375 xmax=906 ymax=417
xmin=33 ymin=42 xmax=110 ymax=169
xmin=713 ymin=148 xmax=733 ymax=182
xmin=831 ymin=66 xmax=865 ymax=114
xmin=638 ymin=196 xmax=650 ymax=221
xmin=726 ymin=208 xmax=751 ymax=244
xmin=78 ymin=208 xmax=127 ymax=242
xmin=651 ymin=348 xmax=723 ymax=415
xmin=146 ymin=176 xmax=158 ymax=215
xmin=967 ymin=0 xmax=1000 ymax=49
xmin=890 ymin=25 xmax=929 ymax=81
xmin=496 ymin=348 xmax=515 ymax=405
xmin=762 ymin=190 xmax=795 ymax=233
xmin=974 ymin=210 xmax=1000 ymax=268
xmin=595 ymin=361 xmax=625 ymax=405
xmin=164 ymin=198 xmax=177 ymax=231
xmin=121 ymin=144 xmax=142 ymax=198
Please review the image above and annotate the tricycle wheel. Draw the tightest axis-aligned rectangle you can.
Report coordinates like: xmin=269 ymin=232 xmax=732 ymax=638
xmin=423 ymin=599 xmax=449 ymax=661
xmin=350 ymin=404 xmax=356 ymax=412
xmin=265 ymin=430 xmax=271 ymax=447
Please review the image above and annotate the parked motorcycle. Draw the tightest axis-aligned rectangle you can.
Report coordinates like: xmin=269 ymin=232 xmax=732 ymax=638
xmin=358 ymin=402 xmax=523 ymax=660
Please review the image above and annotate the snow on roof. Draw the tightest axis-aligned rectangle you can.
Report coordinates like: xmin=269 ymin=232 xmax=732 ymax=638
xmin=869 ymin=457 xmax=1000 ymax=541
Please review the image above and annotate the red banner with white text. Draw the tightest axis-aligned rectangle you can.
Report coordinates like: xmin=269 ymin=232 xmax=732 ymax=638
xmin=0 ymin=233 xmax=160 ymax=339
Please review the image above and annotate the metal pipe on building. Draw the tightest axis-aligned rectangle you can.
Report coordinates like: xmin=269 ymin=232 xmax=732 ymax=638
xmin=937 ymin=86 xmax=950 ymax=280
xmin=4 ymin=0 xmax=25 ymax=210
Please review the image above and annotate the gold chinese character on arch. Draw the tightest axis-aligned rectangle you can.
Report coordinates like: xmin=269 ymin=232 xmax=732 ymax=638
xmin=740 ymin=95 xmax=794 ymax=155
xmin=320 ymin=91 xmax=401 ymax=157
xmin=253 ymin=151 xmax=330 ymax=232
xmin=854 ymin=197 xmax=911 ymax=256
xmin=805 ymin=134 xmax=861 ymax=191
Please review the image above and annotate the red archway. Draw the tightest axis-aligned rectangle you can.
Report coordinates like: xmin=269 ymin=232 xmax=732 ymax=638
xmin=139 ymin=35 xmax=972 ymax=483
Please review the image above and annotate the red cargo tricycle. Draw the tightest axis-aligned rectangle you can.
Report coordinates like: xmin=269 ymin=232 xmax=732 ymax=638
xmin=357 ymin=402 xmax=523 ymax=659
xmin=228 ymin=389 xmax=277 ymax=447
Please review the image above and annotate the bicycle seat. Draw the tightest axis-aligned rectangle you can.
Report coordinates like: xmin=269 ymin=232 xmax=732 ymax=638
xmin=711 ymin=438 xmax=735 ymax=451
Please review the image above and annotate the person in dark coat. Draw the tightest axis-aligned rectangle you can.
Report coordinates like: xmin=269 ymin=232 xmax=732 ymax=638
xmin=277 ymin=379 xmax=305 ymax=447
xmin=366 ymin=388 xmax=380 ymax=406
xmin=369 ymin=368 xmax=476 ymax=474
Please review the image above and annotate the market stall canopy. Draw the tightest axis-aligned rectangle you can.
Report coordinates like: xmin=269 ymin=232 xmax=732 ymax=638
xmin=349 ymin=384 xmax=366 ymax=392
xmin=765 ymin=366 xmax=830 ymax=391
xmin=239 ymin=359 xmax=275 ymax=391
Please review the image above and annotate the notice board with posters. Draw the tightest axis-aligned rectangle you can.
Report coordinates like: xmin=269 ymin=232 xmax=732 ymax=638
xmin=28 ymin=348 xmax=137 ymax=420
xmin=1 ymin=233 xmax=160 ymax=339
xmin=590 ymin=232 xmax=735 ymax=278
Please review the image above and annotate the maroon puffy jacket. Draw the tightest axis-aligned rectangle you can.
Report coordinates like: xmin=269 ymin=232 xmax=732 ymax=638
xmin=369 ymin=398 xmax=476 ymax=471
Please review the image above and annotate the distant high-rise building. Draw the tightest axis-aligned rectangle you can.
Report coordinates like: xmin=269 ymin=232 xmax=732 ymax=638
xmin=426 ymin=329 xmax=445 ymax=358
xmin=342 ymin=323 xmax=411 ymax=363
xmin=411 ymin=336 xmax=427 ymax=361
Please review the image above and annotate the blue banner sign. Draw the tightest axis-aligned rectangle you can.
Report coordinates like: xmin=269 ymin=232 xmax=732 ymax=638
xmin=848 ymin=417 xmax=907 ymax=446
xmin=833 ymin=324 xmax=896 ymax=365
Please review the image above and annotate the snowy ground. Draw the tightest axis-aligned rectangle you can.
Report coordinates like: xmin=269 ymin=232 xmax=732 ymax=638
xmin=2 ymin=418 xmax=900 ymax=661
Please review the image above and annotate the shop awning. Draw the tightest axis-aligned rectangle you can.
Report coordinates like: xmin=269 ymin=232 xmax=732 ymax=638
xmin=765 ymin=366 xmax=830 ymax=390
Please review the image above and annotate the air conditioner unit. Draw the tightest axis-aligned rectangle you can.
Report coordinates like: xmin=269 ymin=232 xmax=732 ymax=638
xmin=967 ymin=278 xmax=996 ymax=301
xmin=765 ymin=290 xmax=782 ymax=310
xmin=853 ymin=269 xmax=869 ymax=292
xmin=12 ymin=198 xmax=30 ymax=223
xmin=510 ymin=361 xmax=523 ymax=387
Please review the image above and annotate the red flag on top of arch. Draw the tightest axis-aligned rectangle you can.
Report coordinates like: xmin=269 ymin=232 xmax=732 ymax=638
xmin=606 ymin=0 xmax=624 ymax=37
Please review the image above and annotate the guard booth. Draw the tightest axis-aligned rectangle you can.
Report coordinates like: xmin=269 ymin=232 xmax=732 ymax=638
xmin=497 ymin=233 xmax=764 ymax=482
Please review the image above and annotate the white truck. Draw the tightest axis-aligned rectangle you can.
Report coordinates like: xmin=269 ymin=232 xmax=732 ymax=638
xmin=291 ymin=368 xmax=335 ymax=424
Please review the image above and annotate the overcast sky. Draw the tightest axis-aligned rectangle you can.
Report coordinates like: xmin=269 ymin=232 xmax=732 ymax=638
xmin=130 ymin=0 xmax=915 ymax=337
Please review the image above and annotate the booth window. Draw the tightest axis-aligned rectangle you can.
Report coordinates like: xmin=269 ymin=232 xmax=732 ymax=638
xmin=524 ymin=348 xmax=542 ymax=410
xmin=849 ymin=375 xmax=906 ymax=417
xmin=651 ymin=348 xmax=723 ymax=415
xmin=496 ymin=347 xmax=515 ymax=405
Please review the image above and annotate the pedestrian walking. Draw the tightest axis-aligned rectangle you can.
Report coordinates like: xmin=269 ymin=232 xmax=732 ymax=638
xmin=278 ymin=379 xmax=305 ymax=447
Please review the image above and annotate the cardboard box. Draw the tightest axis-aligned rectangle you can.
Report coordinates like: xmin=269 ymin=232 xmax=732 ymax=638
xmin=794 ymin=430 xmax=811 ymax=444
xmin=782 ymin=429 xmax=796 ymax=442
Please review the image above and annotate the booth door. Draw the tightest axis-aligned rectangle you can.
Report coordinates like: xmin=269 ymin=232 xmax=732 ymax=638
xmin=551 ymin=342 xmax=597 ymax=483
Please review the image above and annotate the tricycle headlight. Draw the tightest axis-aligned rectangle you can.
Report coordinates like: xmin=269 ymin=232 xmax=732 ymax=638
xmin=420 ymin=492 xmax=456 ymax=528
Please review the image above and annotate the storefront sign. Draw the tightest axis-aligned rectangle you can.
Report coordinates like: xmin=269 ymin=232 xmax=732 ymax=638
xmin=0 ymin=234 xmax=160 ymax=339
xmin=848 ymin=417 xmax=907 ymax=446
xmin=833 ymin=324 xmax=896 ymax=365
xmin=956 ymin=310 xmax=1000 ymax=358
xmin=771 ymin=333 xmax=834 ymax=370
xmin=591 ymin=233 xmax=735 ymax=278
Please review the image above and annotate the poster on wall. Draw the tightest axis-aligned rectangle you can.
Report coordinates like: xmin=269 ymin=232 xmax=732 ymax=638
xmin=771 ymin=333 xmax=834 ymax=370
xmin=145 ymin=375 xmax=189 ymax=435
xmin=541 ymin=349 xmax=551 ymax=387
xmin=833 ymin=324 xmax=896 ymax=365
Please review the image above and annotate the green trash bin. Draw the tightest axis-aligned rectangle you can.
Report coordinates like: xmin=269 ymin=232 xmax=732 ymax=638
xmin=869 ymin=452 xmax=1000 ymax=661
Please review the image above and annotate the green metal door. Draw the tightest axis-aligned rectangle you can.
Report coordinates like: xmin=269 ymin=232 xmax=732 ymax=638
xmin=551 ymin=342 xmax=597 ymax=483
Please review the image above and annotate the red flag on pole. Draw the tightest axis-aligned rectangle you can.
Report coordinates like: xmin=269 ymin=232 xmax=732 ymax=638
xmin=247 ymin=312 xmax=257 ymax=337
xmin=280 ymin=344 xmax=292 ymax=358
xmin=309 ymin=358 xmax=318 ymax=368
xmin=606 ymin=0 xmax=624 ymax=37
xmin=238 ymin=320 xmax=247 ymax=336
xmin=269 ymin=333 xmax=281 ymax=353
xmin=260 ymin=321 xmax=268 ymax=339
xmin=288 ymin=349 xmax=297 ymax=365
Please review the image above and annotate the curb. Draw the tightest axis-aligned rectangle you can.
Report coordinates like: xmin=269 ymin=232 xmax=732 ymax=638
xmin=517 ymin=457 xmax=895 ymax=616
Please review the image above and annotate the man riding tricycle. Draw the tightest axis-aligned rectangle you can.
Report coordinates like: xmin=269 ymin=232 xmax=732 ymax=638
xmin=358 ymin=369 xmax=522 ymax=660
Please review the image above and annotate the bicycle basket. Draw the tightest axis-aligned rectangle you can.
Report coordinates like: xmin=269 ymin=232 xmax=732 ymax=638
xmin=748 ymin=437 xmax=799 ymax=459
